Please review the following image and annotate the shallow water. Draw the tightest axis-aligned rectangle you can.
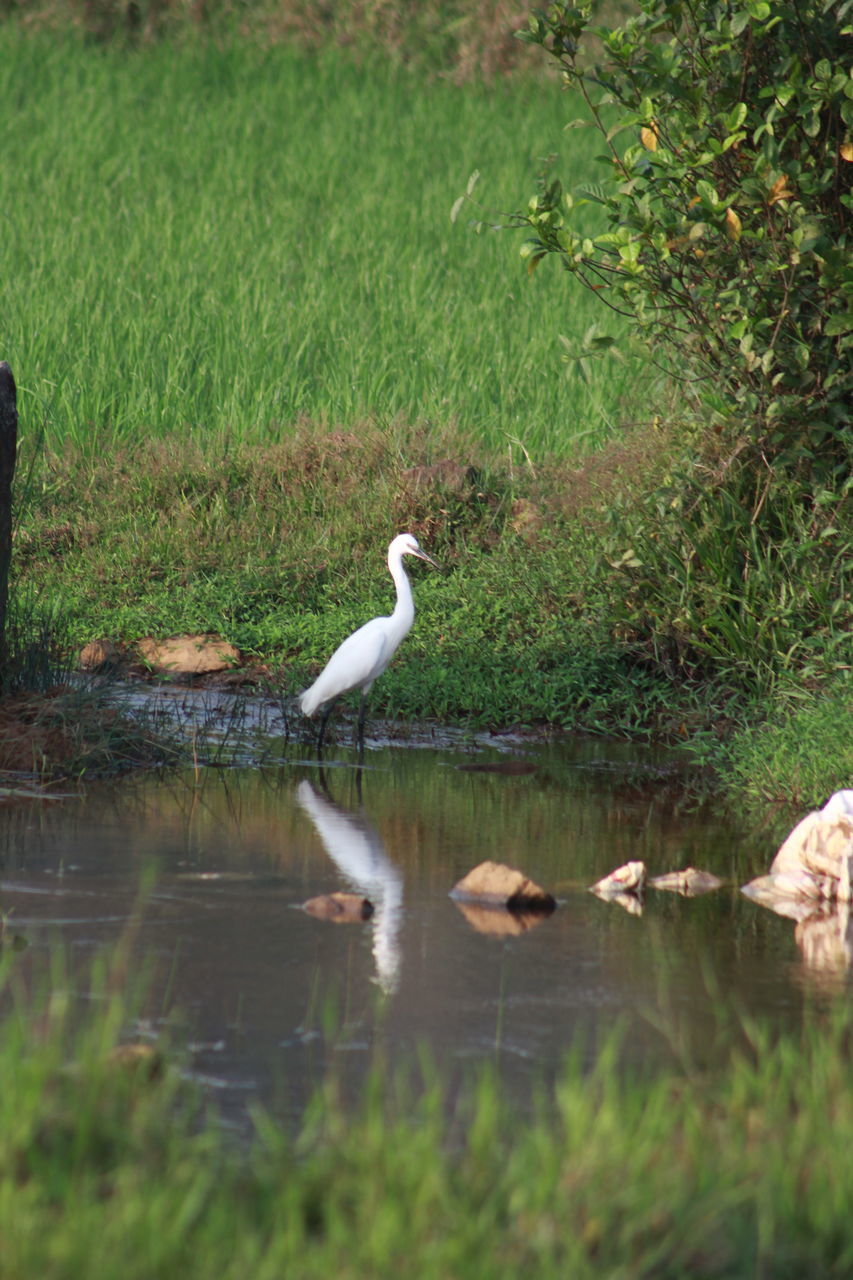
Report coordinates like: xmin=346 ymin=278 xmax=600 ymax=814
xmin=0 ymin=724 xmax=844 ymax=1125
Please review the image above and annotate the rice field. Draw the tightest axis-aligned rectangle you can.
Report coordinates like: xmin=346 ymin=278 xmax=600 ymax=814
xmin=0 ymin=26 xmax=641 ymax=458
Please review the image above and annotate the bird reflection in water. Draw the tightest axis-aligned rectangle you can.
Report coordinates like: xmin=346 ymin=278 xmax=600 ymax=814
xmin=296 ymin=777 xmax=404 ymax=995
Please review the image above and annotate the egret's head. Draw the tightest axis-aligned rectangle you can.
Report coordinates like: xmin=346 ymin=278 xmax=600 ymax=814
xmin=390 ymin=532 xmax=440 ymax=570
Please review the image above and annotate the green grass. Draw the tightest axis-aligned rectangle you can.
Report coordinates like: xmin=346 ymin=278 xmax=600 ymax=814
xmin=3 ymin=948 xmax=853 ymax=1278
xmin=716 ymin=682 xmax=853 ymax=811
xmin=0 ymin=27 xmax=642 ymax=459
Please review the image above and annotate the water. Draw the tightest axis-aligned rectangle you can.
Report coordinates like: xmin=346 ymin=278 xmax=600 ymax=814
xmin=0 ymin=727 xmax=843 ymax=1127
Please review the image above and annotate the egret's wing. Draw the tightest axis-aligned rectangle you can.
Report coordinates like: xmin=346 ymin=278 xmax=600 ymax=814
xmin=301 ymin=617 xmax=390 ymax=714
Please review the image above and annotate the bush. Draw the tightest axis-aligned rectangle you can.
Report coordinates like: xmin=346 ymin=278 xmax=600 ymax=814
xmin=510 ymin=1 xmax=852 ymax=692
xmin=516 ymin=0 xmax=852 ymax=482
xmin=602 ymin=455 xmax=852 ymax=690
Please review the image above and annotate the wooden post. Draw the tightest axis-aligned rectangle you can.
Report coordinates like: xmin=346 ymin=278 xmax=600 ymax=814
xmin=0 ymin=361 xmax=18 ymax=684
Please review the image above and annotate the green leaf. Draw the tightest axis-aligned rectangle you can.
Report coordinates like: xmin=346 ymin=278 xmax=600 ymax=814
xmin=725 ymin=102 xmax=748 ymax=132
xmin=695 ymin=179 xmax=721 ymax=208
xmin=824 ymin=312 xmax=853 ymax=337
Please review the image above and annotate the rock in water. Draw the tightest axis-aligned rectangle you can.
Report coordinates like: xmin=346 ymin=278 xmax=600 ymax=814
xmin=450 ymin=860 xmax=556 ymax=912
xmin=590 ymin=861 xmax=646 ymax=897
xmin=648 ymin=868 xmax=723 ymax=896
xmin=302 ymin=893 xmax=374 ymax=922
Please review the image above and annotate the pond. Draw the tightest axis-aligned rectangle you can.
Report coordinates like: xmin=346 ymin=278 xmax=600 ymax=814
xmin=0 ymin=706 xmax=844 ymax=1129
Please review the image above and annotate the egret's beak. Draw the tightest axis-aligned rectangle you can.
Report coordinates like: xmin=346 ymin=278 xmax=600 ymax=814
xmin=413 ymin=547 xmax=440 ymax=571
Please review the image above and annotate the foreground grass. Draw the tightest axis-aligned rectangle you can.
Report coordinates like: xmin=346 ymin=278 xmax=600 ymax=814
xmin=0 ymin=27 xmax=641 ymax=458
xmin=3 ymin=954 xmax=853 ymax=1279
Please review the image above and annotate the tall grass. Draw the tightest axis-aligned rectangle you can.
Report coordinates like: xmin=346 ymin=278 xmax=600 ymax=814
xmin=0 ymin=27 xmax=641 ymax=459
xmin=3 ymin=948 xmax=853 ymax=1278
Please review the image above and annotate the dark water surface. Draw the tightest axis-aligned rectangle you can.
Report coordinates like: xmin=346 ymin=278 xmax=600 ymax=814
xmin=0 ymin=729 xmax=841 ymax=1126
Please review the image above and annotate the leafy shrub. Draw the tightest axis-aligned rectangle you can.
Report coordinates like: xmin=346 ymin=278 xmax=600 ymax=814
xmin=516 ymin=0 xmax=852 ymax=481
xmin=510 ymin=1 xmax=852 ymax=692
xmin=604 ymin=458 xmax=852 ymax=690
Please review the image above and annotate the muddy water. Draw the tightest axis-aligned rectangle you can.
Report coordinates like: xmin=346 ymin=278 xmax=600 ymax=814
xmin=0 ymin=731 xmax=842 ymax=1125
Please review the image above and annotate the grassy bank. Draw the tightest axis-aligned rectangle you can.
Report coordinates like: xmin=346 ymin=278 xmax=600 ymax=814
xmin=3 ymin=954 xmax=853 ymax=1278
xmin=13 ymin=419 xmax=850 ymax=802
xmin=11 ymin=423 xmax=701 ymax=728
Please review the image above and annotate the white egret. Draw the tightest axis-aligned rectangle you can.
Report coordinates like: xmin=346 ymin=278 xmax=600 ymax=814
xmin=299 ymin=532 xmax=439 ymax=748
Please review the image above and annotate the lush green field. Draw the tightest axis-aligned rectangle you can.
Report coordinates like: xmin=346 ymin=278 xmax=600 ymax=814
xmin=3 ymin=952 xmax=853 ymax=1280
xmin=1 ymin=28 xmax=639 ymax=458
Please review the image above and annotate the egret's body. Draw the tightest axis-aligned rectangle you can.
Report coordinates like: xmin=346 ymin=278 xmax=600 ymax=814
xmin=299 ymin=532 xmax=438 ymax=747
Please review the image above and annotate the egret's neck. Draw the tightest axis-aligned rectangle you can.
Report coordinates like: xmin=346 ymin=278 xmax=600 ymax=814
xmin=388 ymin=552 xmax=415 ymax=636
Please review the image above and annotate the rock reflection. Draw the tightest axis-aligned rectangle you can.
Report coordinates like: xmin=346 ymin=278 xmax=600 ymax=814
xmin=795 ymin=905 xmax=853 ymax=976
xmin=742 ymin=789 xmax=853 ymax=980
xmin=296 ymin=778 xmax=404 ymax=995
xmin=743 ymin=882 xmax=853 ymax=977
xmin=452 ymin=901 xmax=552 ymax=937
xmin=602 ymin=890 xmax=644 ymax=917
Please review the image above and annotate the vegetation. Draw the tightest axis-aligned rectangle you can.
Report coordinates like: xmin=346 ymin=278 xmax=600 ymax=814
xmin=3 ymin=0 xmax=540 ymax=79
xmin=715 ymin=687 xmax=853 ymax=809
xmin=504 ymin=0 xmax=852 ymax=792
xmin=517 ymin=0 xmax=851 ymax=472
xmin=3 ymin=951 xmax=853 ymax=1279
xmin=0 ymin=8 xmax=850 ymax=1275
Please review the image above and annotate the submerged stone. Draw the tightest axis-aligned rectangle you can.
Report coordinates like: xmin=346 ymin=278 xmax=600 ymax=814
xmin=648 ymin=867 xmax=723 ymax=896
xmin=107 ymin=1043 xmax=164 ymax=1080
xmin=302 ymin=892 xmax=374 ymax=922
xmin=590 ymin=861 xmax=646 ymax=897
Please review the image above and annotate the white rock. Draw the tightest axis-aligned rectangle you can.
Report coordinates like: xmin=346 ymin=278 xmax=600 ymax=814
xmin=590 ymin=861 xmax=646 ymax=896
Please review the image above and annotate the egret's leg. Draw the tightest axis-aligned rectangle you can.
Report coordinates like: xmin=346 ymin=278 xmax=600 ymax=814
xmin=356 ymin=692 xmax=369 ymax=750
xmin=317 ymin=703 xmax=334 ymax=753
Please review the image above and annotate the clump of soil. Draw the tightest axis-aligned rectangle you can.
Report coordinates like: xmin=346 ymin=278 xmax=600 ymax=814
xmin=0 ymin=687 xmax=153 ymax=780
xmin=0 ymin=689 xmax=85 ymax=774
